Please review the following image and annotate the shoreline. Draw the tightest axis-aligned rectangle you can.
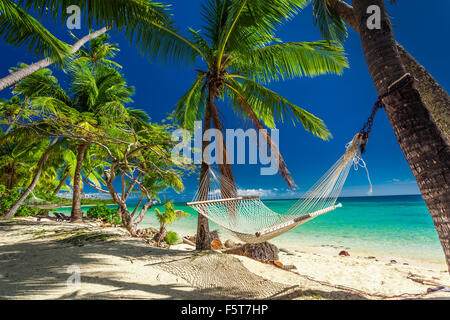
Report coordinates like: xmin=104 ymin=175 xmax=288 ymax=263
xmin=1 ymin=218 xmax=449 ymax=300
xmin=55 ymin=205 xmax=446 ymax=266
xmin=143 ymin=223 xmax=447 ymax=268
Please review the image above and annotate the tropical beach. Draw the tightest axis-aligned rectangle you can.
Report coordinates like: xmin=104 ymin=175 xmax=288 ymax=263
xmin=1 ymin=0 xmax=450 ymax=304
xmin=2 ymin=195 xmax=450 ymax=300
xmin=2 ymin=213 xmax=450 ymax=300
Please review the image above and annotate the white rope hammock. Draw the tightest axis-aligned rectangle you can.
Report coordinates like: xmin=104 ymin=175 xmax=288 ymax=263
xmin=187 ymin=134 xmax=370 ymax=243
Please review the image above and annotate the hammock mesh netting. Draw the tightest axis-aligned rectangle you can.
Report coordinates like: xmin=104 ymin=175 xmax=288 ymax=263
xmin=188 ymin=134 xmax=370 ymax=243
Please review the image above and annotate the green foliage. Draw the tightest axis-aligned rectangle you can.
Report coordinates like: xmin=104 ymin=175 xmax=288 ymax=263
xmin=18 ymin=0 xmax=197 ymax=65
xmin=86 ymin=204 xmax=121 ymax=225
xmin=173 ymin=0 xmax=348 ymax=189
xmin=175 ymin=0 xmax=348 ymax=133
xmin=1 ymin=30 xmax=189 ymax=222
xmin=165 ymin=231 xmax=180 ymax=246
xmin=0 ymin=0 xmax=70 ymax=63
xmin=0 ymin=185 xmax=39 ymax=217
xmin=33 ymin=190 xmax=59 ymax=202
xmin=312 ymin=0 xmax=348 ymax=45
xmin=155 ymin=200 xmax=189 ymax=230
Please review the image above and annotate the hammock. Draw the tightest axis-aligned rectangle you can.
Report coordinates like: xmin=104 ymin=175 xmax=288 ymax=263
xmin=187 ymin=133 xmax=371 ymax=243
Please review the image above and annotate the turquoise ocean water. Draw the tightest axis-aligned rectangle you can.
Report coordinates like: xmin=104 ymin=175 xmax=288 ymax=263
xmin=56 ymin=195 xmax=445 ymax=263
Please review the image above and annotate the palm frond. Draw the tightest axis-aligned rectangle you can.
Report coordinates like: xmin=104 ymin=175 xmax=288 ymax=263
xmin=11 ymin=64 xmax=71 ymax=104
xmin=226 ymin=77 xmax=331 ymax=140
xmin=19 ymin=0 xmax=202 ymax=65
xmin=312 ymin=0 xmax=348 ymax=44
xmin=231 ymin=40 xmax=348 ymax=83
xmin=224 ymin=80 xmax=299 ymax=189
xmin=174 ymin=74 xmax=207 ymax=130
xmin=0 ymin=0 xmax=70 ymax=63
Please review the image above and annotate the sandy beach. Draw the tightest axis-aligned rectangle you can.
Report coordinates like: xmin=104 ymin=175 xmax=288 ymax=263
xmin=1 ymin=217 xmax=449 ymax=300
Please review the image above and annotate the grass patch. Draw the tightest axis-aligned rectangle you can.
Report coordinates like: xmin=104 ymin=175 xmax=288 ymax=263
xmin=311 ymin=293 xmax=326 ymax=300
xmin=57 ymin=231 xmax=116 ymax=246
xmin=0 ymin=219 xmax=34 ymax=225
xmin=24 ymin=229 xmax=55 ymax=237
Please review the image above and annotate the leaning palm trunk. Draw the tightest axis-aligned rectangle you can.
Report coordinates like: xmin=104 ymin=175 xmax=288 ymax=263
xmin=352 ymin=0 xmax=450 ymax=272
xmin=209 ymin=99 xmax=238 ymax=223
xmin=53 ymin=170 xmax=70 ymax=195
xmin=70 ymin=143 xmax=89 ymax=222
xmin=327 ymin=0 xmax=449 ymax=142
xmin=196 ymin=89 xmax=214 ymax=250
xmin=2 ymin=138 xmax=58 ymax=219
xmin=396 ymin=45 xmax=450 ymax=144
xmin=0 ymin=28 xmax=108 ymax=92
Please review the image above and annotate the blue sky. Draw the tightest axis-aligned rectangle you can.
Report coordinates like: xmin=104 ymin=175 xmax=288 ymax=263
xmin=1 ymin=0 xmax=449 ymax=200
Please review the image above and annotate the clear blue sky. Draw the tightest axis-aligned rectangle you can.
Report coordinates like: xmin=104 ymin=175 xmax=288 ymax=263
xmin=1 ymin=0 xmax=449 ymax=200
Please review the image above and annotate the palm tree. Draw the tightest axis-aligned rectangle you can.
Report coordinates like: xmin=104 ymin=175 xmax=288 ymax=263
xmin=66 ymin=36 xmax=135 ymax=222
xmin=49 ymin=147 xmax=77 ymax=195
xmin=0 ymin=0 xmax=197 ymax=91
xmin=172 ymin=0 xmax=348 ymax=249
xmin=0 ymin=96 xmax=27 ymax=134
xmin=326 ymin=0 xmax=450 ymax=273
xmin=0 ymin=65 xmax=73 ymax=219
xmin=0 ymin=0 xmax=70 ymax=62
xmin=1 ymin=40 xmax=123 ymax=219
xmin=0 ymin=133 xmax=44 ymax=189
xmin=311 ymin=0 xmax=449 ymax=142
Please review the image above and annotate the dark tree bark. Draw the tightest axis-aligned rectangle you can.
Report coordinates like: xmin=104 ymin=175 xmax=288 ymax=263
xmin=2 ymin=138 xmax=58 ymax=219
xmin=396 ymin=45 xmax=450 ymax=144
xmin=209 ymin=101 xmax=238 ymax=224
xmin=70 ymin=143 xmax=89 ymax=222
xmin=351 ymin=0 xmax=450 ymax=272
xmin=5 ymin=164 xmax=15 ymax=190
xmin=196 ymin=85 xmax=213 ymax=250
xmin=327 ymin=0 xmax=449 ymax=142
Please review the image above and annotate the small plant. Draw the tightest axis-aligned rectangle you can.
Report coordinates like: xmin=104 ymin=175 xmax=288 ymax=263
xmin=86 ymin=204 xmax=121 ymax=225
xmin=0 ymin=185 xmax=40 ymax=217
xmin=154 ymin=199 xmax=188 ymax=246
xmin=165 ymin=231 xmax=180 ymax=246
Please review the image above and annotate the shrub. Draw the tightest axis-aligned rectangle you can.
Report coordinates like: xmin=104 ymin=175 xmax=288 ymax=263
xmin=0 ymin=185 xmax=40 ymax=217
xmin=86 ymin=204 xmax=121 ymax=225
xmin=165 ymin=231 xmax=180 ymax=246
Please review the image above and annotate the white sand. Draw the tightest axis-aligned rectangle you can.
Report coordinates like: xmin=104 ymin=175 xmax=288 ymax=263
xmin=1 ymin=217 xmax=449 ymax=300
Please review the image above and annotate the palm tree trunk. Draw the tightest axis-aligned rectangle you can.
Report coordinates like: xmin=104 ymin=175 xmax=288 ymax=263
xmin=2 ymin=138 xmax=58 ymax=219
xmin=351 ymin=0 xmax=450 ymax=272
xmin=6 ymin=164 xmax=15 ymax=190
xmin=328 ymin=0 xmax=449 ymax=142
xmin=396 ymin=45 xmax=450 ymax=144
xmin=0 ymin=28 xmax=108 ymax=92
xmin=196 ymin=87 xmax=214 ymax=250
xmin=53 ymin=170 xmax=70 ymax=195
xmin=70 ymin=143 xmax=89 ymax=222
xmin=209 ymin=102 xmax=239 ymax=224
xmin=209 ymin=104 xmax=237 ymax=197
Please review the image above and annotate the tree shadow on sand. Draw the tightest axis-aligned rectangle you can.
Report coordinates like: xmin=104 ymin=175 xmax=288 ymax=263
xmin=0 ymin=220 xmax=370 ymax=300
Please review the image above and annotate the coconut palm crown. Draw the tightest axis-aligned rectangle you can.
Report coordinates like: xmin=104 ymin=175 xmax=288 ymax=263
xmin=173 ymin=0 xmax=348 ymax=189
